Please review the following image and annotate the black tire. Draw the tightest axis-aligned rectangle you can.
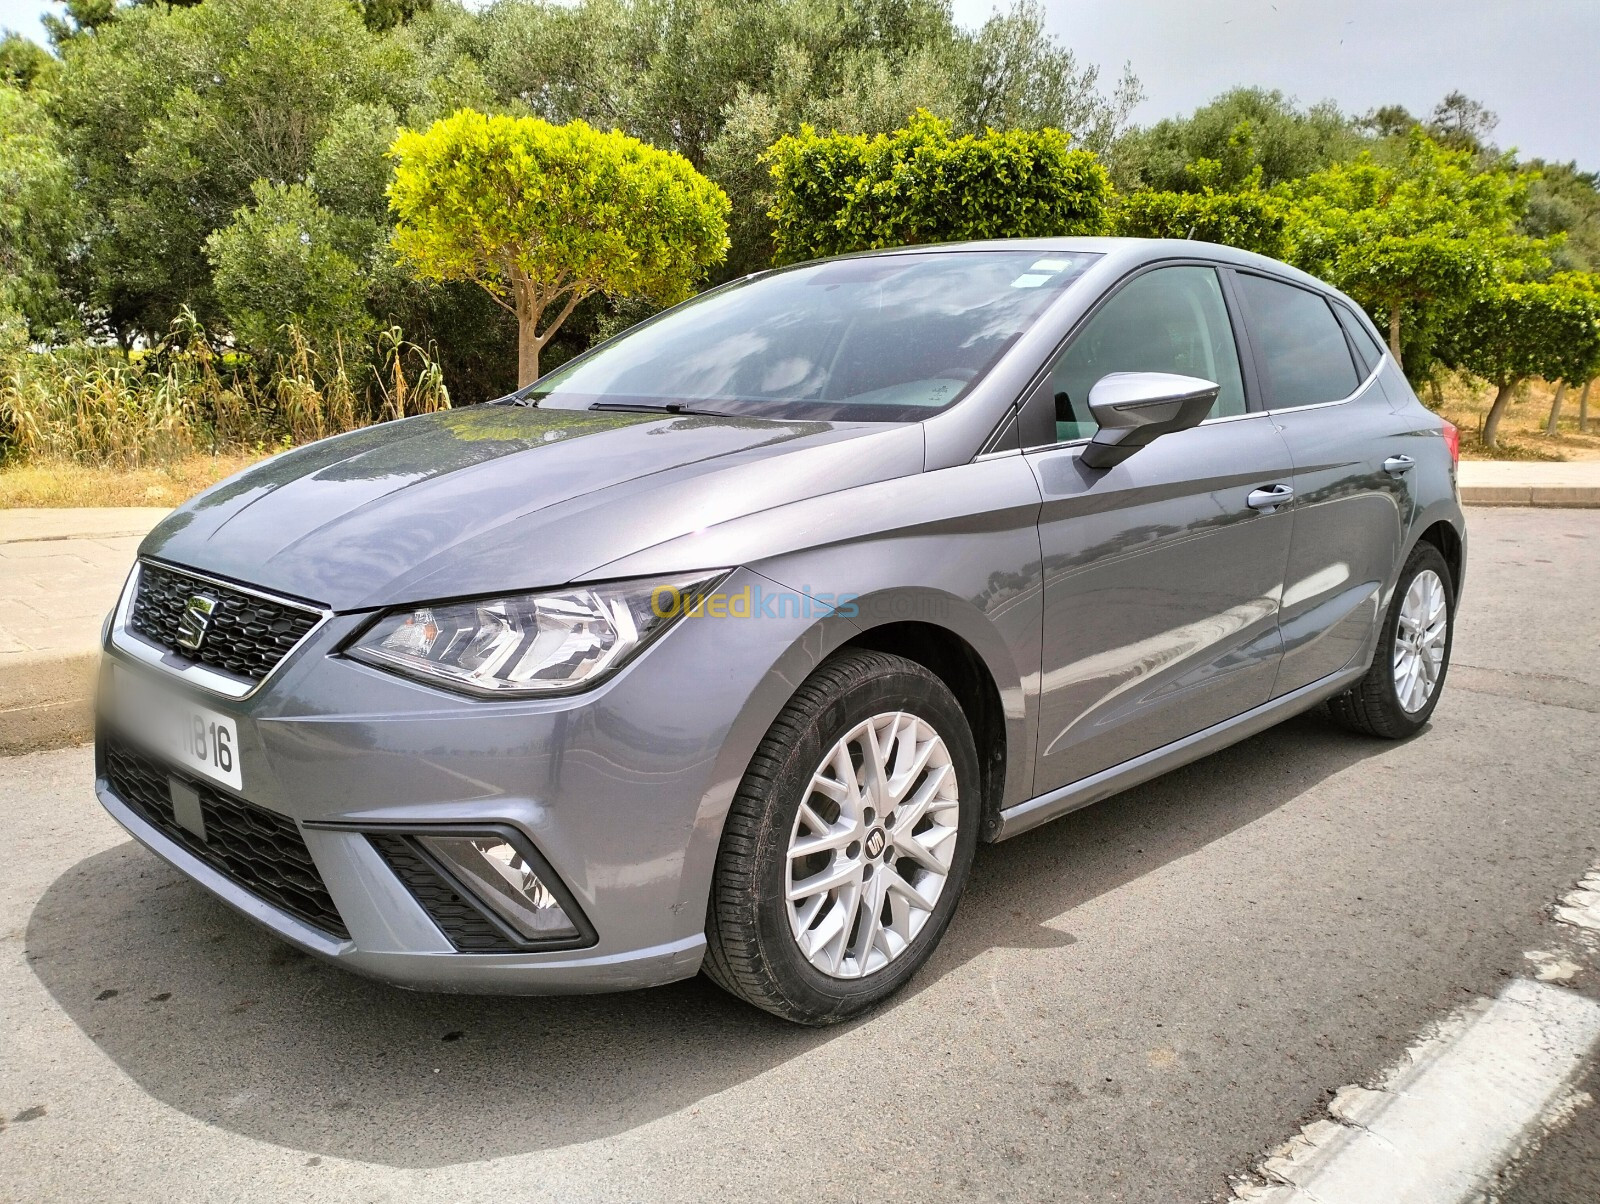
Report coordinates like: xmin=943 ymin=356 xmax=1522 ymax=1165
xmin=703 ymin=649 xmax=981 ymax=1025
xmin=1328 ymin=542 xmax=1455 ymax=739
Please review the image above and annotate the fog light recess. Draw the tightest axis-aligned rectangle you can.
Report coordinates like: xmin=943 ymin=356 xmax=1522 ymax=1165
xmin=361 ymin=824 xmax=596 ymax=951
xmin=415 ymin=833 xmax=582 ymax=942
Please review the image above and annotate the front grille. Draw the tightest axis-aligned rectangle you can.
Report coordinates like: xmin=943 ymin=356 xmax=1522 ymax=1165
xmin=368 ymin=835 xmax=520 ymax=952
xmin=104 ymin=734 xmax=348 ymax=939
xmin=128 ymin=563 xmax=320 ymax=683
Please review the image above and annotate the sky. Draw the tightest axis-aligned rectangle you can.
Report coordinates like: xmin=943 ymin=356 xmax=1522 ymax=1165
xmin=951 ymin=0 xmax=1600 ymax=167
xmin=4 ymin=0 xmax=1596 ymax=168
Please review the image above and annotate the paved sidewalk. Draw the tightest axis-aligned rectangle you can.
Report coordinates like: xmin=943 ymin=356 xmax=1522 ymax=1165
xmin=2 ymin=460 xmax=1597 ymax=753
xmin=0 ymin=508 xmax=169 ymax=753
xmin=1457 ymin=459 xmax=1600 ymax=508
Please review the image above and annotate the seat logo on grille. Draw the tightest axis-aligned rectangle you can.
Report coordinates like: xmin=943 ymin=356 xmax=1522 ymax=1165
xmin=175 ymin=593 xmax=218 ymax=651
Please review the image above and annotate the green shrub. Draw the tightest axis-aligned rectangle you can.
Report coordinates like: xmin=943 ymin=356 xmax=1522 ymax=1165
xmin=207 ymin=181 xmax=378 ymax=364
xmin=1111 ymin=188 xmax=1289 ymax=258
xmin=767 ymin=110 xmax=1113 ymax=264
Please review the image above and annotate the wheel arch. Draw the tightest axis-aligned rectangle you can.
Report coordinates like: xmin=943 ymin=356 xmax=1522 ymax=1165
xmin=1413 ymin=516 xmax=1466 ymax=598
xmin=840 ymin=620 xmax=1011 ymax=840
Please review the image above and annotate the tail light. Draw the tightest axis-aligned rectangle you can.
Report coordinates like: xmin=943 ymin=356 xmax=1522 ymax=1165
xmin=1440 ymin=420 xmax=1460 ymax=466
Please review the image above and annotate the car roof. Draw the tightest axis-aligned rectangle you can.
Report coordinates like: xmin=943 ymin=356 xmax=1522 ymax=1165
xmin=855 ymin=236 xmax=1340 ymax=299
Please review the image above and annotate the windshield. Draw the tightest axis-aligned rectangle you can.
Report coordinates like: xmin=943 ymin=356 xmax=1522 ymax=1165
xmin=526 ymin=250 xmax=1099 ymax=421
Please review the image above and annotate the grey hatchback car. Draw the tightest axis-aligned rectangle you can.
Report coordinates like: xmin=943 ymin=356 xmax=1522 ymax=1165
xmin=96 ymin=238 xmax=1465 ymax=1024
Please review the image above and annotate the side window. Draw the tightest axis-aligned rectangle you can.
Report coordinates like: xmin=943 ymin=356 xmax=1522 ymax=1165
xmin=1334 ymin=302 xmax=1386 ymax=376
xmin=1046 ymin=266 xmax=1247 ymax=443
xmin=1236 ymin=274 xmax=1360 ymax=408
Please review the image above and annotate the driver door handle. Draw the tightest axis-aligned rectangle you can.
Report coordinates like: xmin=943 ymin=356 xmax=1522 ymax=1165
xmin=1246 ymin=483 xmax=1295 ymax=513
xmin=1384 ymin=454 xmax=1416 ymax=476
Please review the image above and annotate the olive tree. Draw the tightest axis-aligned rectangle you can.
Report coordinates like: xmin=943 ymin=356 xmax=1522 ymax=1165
xmin=206 ymin=181 xmax=377 ymax=362
xmin=0 ymin=83 xmax=78 ymax=338
xmin=1438 ymin=281 xmax=1600 ymax=448
xmin=388 ymin=109 xmax=729 ymax=386
xmin=49 ymin=0 xmax=412 ymax=345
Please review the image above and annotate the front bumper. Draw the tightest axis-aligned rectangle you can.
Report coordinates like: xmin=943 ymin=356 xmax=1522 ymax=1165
xmin=94 ymin=566 xmax=822 ymax=995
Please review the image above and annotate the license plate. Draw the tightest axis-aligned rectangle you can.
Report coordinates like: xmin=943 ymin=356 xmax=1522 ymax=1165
xmin=111 ymin=665 xmax=242 ymax=792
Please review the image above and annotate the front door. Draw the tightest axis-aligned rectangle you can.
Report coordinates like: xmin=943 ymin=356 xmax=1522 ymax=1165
xmin=1025 ymin=263 xmax=1298 ymax=795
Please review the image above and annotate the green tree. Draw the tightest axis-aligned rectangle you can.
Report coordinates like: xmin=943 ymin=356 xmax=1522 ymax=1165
xmin=1521 ymin=160 xmax=1600 ymax=272
xmin=356 ymin=0 xmax=435 ymax=33
xmin=1284 ymin=130 xmax=1543 ymax=374
xmin=1119 ymin=88 xmax=1365 ymax=193
xmin=1424 ymin=91 xmax=1499 ymax=156
xmin=50 ymin=0 xmax=412 ymax=345
xmin=955 ymin=0 xmax=1140 ymax=151
xmin=0 ymin=83 xmax=78 ymax=337
xmin=1437 ymin=280 xmax=1600 ymax=447
xmin=1538 ymin=272 xmax=1600 ymax=434
xmin=457 ymin=0 xmax=1138 ymax=277
xmin=767 ymin=109 xmax=1112 ymax=264
xmin=0 ymin=33 xmax=57 ymax=90
xmin=388 ymin=109 xmax=730 ymax=385
xmin=206 ymin=180 xmax=376 ymax=362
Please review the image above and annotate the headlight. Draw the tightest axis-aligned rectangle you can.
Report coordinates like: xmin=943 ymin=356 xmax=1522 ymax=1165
xmin=348 ymin=572 xmax=725 ymax=697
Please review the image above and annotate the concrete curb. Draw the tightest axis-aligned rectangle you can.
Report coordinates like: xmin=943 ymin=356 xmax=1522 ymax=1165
xmin=0 ymin=648 xmax=99 ymax=756
xmin=1459 ymin=485 xmax=1600 ymax=508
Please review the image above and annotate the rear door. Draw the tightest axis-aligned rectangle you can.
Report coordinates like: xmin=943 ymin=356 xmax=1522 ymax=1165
xmin=1023 ymin=262 xmax=1298 ymax=795
xmin=1230 ymin=271 xmax=1414 ymax=696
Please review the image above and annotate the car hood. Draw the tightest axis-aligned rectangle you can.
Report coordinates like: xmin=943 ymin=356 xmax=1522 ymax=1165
xmin=141 ymin=406 xmax=924 ymax=611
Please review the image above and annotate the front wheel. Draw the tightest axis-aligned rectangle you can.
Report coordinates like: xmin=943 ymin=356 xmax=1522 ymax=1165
xmin=1328 ymin=542 xmax=1455 ymax=739
xmin=703 ymin=650 xmax=980 ymax=1024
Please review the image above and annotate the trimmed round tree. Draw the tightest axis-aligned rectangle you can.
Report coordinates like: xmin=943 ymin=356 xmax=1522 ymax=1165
xmin=1284 ymin=131 xmax=1535 ymax=375
xmin=1438 ymin=281 xmax=1600 ymax=448
xmin=388 ymin=110 xmax=730 ymax=387
xmin=766 ymin=110 xmax=1112 ymax=265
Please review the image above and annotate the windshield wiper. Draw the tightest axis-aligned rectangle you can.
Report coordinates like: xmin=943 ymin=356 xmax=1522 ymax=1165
xmin=588 ymin=401 xmax=730 ymax=417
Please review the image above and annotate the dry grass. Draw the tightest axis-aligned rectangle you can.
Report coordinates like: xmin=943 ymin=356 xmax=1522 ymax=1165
xmin=0 ymin=452 xmax=270 ymax=508
xmin=1432 ymin=374 xmax=1600 ymax=461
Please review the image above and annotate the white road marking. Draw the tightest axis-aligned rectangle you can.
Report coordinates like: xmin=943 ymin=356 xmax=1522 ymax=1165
xmin=1525 ymin=949 xmax=1583 ymax=983
xmin=1233 ymin=977 xmax=1600 ymax=1204
xmin=1554 ymin=871 xmax=1600 ymax=932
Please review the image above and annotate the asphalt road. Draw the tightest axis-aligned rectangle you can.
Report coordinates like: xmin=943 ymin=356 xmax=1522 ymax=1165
xmin=2 ymin=507 xmax=1597 ymax=1203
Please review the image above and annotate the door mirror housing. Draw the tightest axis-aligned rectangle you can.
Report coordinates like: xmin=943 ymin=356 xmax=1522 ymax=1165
xmin=1080 ymin=372 xmax=1219 ymax=469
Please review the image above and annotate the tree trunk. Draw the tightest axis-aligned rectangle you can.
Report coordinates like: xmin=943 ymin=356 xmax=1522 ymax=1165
xmin=1387 ymin=306 xmax=1404 ymax=371
xmin=1482 ymin=378 xmax=1520 ymax=449
xmin=512 ymin=280 xmax=586 ymax=390
xmin=1429 ymin=374 xmax=1445 ymax=409
xmin=517 ymin=309 xmax=541 ymax=388
xmin=1544 ymin=381 xmax=1568 ymax=436
xmin=1581 ymin=379 xmax=1593 ymax=433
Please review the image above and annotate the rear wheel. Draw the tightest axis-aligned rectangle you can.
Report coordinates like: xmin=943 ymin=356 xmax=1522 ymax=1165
xmin=703 ymin=650 xmax=980 ymax=1024
xmin=1328 ymin=542 xmax=1455 ymax=739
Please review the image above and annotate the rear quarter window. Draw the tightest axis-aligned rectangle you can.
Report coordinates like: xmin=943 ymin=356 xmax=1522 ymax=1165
xmin=1334 ymin=303 xmax=1387 ymax=376
xmin=1236 ymin=274 xmax=1360 ymax=408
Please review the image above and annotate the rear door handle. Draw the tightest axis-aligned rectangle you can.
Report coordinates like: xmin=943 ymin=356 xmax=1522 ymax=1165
xmin=1246 ymin=484 xmax=1295 ymax=513
xmin=1384 ymin=454 xmax=1416 ymax=476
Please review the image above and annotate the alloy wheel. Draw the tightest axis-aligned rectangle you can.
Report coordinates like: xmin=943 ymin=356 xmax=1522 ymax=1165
xmin=1393 ymin=568 xmax=1448 ymax=713
xmin=784 ymin=711 xmax=960 ymax=979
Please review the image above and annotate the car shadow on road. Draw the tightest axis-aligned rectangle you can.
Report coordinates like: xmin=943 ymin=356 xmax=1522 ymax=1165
xmin=25 ymin=710 xmax=1394 ymax=1168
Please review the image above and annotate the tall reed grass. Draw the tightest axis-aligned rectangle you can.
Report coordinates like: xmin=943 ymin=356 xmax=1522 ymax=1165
xmin=0 ymin=311 xmax=451 ymax=469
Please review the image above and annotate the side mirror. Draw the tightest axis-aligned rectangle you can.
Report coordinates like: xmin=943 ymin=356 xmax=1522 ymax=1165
xmin=1080 ymin=372 xmax=1219 ymax=469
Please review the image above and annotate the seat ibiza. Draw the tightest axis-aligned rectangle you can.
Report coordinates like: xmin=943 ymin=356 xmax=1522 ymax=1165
xmin=96 ymin=239 xmax=1465 ymax=1024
